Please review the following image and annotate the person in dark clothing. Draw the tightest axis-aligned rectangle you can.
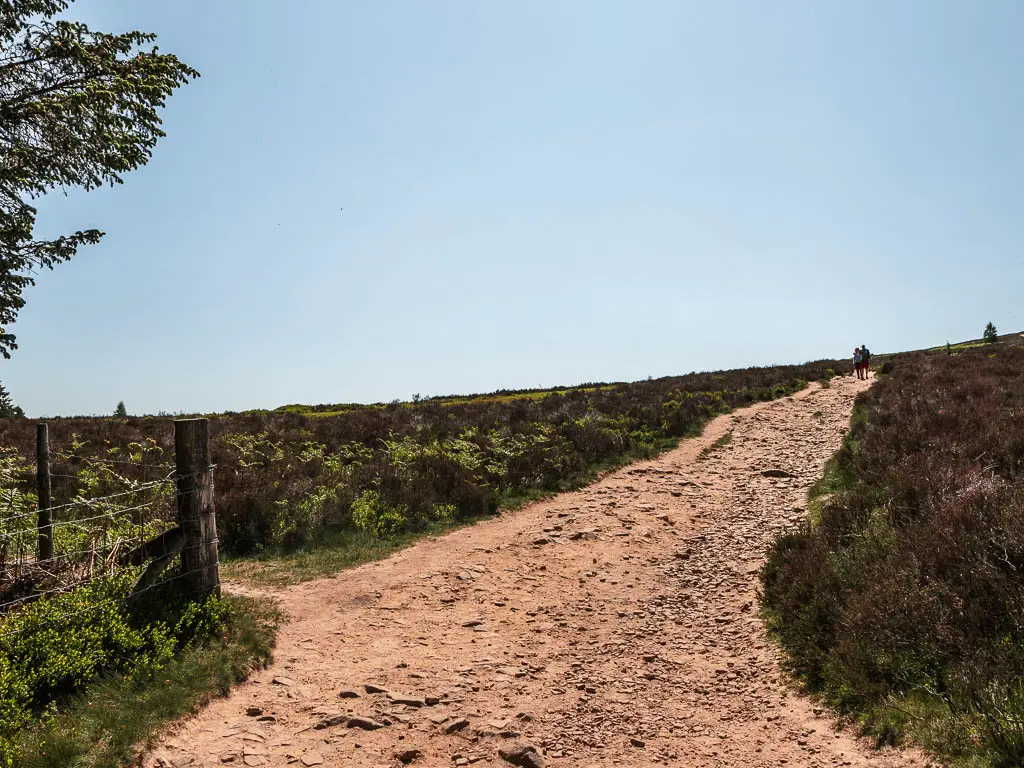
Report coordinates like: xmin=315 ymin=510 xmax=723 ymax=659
xmin=861 ymin=345 xmax=871 ymax=378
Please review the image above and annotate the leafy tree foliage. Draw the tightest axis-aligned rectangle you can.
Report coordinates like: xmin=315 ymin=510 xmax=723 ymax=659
xmin=984 ymin=321 xmax=998 ymax=343
xmin=113 ymin=400 xmax=126 ymax=417
xmin=0 ymin=1 xmax=198 ymax=357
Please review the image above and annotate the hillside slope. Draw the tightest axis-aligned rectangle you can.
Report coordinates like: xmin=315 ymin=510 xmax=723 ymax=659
xmin=146 ymin=375 xmax=927 ymax=768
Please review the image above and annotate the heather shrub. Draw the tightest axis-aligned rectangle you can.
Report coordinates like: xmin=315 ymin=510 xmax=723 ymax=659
xmin=762 ymin=345 xmax=1024 ymax=766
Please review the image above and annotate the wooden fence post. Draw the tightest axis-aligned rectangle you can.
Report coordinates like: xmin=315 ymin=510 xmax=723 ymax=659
xmin=174 ymin=418 xmax=220 ymax=597
xmin=36 ymin=423 xmax=53 ymax=562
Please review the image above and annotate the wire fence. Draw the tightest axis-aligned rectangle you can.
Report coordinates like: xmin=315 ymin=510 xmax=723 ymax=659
xmin=0 ymin=419 xmax=220 ymax=636
xmin=1 ymin=474 xmax=180 ymax=610
xmin=0 ymin=542 xmax=218 ymax=641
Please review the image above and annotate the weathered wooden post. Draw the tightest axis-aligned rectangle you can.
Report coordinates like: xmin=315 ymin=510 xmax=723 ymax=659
xmin=36 ymin=423 xmax=53 ymax=562
xmin=174 ymin=418 xmax=220 ymax=597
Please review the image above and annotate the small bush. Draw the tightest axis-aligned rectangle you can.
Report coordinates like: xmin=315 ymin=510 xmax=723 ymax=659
xmin=351 ymin=490 xmax=409 ymax=537
xmin=0 ymin=574 xmax=232 ymax=765
xmin=976 ymin=680 xmax=1024 ymax=768
xmin=9 ymin=596 xmax=277 ymax=768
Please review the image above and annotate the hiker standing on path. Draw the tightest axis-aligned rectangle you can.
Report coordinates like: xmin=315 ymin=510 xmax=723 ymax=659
xmin=854 ymin=347 xmax=863 ymax=379
xmin=861 ymin=344 xmax=871 ymax=378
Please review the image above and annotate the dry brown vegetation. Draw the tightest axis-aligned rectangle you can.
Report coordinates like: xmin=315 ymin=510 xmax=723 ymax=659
xmin=763 ymin=342 xmax=1024 ymax=767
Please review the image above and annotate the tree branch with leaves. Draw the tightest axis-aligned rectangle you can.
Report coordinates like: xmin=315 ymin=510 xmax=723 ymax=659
xmin=0 ymin=0 xmax=198 ymax=357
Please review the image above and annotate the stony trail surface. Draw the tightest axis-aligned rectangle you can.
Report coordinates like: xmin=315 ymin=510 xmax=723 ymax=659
xmin=149 ymin=375 xmax=930 ymax=768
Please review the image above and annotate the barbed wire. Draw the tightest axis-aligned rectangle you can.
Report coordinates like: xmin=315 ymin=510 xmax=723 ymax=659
xmin=0 ymin=487 xmax=208 ymax=548
xmin=0 ymin=488 xmax=208 ymax=558
xmin=0 ymin=558 xmax=221 ymax=639
xmin=5 ymin=458 xmax=176 ymax=481
xmin=0 ymin=463 xmax=217 ymax=638
xmin=0 ymin=539 xmax=218 ymax=615
xmin=62 ymin=456 xmax=175 ymax=470
xmin=1 ymin=529 xmax=176 ymax=563
xmin=0 ymin=466 xmax=215 ymax=526
xmin=1 ymin=501 xmax=164 ymax=534
xmin=0 ymin=479 xmax=172 ymax=524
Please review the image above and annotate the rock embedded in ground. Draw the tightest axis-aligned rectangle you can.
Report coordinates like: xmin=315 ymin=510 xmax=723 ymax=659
xmin=395 ymin=748 xmax=423 ymax=763
xmin=445 ymin=717 xmax=471 ymax=734
xmin=387 ymin=692 xmax=426 ymax=707
xmin=313 ymin=713 xmax=348 ymax=729
xmin=498 ymin=742 xmax=546 ymax=768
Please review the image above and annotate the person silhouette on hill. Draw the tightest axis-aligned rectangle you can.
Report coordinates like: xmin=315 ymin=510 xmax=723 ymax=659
xmin=861 ymin=344 xmax=871 ymax=378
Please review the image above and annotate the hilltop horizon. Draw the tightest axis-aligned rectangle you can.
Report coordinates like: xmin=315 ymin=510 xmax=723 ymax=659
xmin=24 ymin=329 xmax=1020 ymax=419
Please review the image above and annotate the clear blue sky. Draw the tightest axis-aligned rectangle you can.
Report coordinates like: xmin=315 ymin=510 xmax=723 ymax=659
xmin=7 ymin=0 xmax=1022 ymax=416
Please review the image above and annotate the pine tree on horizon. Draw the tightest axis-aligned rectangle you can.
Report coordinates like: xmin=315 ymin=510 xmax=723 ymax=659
xmin=0 ymin=383 xmax=22 ymax=418
xmin=114 ymin=401 xmax=127 ymax=417
xmin=983 ymin=322 xmax=998 ymax=343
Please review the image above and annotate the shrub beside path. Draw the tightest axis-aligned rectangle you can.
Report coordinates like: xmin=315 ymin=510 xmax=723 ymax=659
xmin=148 ymin=375 xmax=930 ymax=768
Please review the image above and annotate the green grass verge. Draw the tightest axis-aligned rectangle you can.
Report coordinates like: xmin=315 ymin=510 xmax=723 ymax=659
xmin=927 ymin=341 xmax=989 ymax=353
xmin=10 ymin=596 xmax=279 ymax=768
xmin=220 ymin=522 xmax=486 ymax=587
xmin=802 ymin=402 xmax=867 ymax=526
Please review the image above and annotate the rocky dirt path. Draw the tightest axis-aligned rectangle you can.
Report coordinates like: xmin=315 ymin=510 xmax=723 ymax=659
xmin=149 ymin=375 xmax=932 ymax=768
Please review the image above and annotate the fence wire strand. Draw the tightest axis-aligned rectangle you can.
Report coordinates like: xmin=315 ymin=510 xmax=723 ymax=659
xmin=1 ymin=451 xmax=217 ymax=638
xmin=0 ymin=562 xmax=221 ymax=640
xmin=0 ymin=541 xmax=218 ymax=616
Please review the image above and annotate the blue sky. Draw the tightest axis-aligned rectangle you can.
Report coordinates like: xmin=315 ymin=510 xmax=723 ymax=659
xmin=7 ymin=0 xmax=1022 ymax=416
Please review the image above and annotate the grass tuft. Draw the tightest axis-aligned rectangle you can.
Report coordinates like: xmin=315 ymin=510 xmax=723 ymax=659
xmin=697 ymin=430 xmax=732 ymax=461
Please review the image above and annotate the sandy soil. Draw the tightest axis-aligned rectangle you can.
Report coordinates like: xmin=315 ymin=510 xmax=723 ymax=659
xmin=147 ymin=374 xmax=933 ymax=768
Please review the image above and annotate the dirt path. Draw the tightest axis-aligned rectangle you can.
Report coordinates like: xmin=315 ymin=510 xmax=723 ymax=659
xmin=149 ymin=375 xmax=930 ymax=768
